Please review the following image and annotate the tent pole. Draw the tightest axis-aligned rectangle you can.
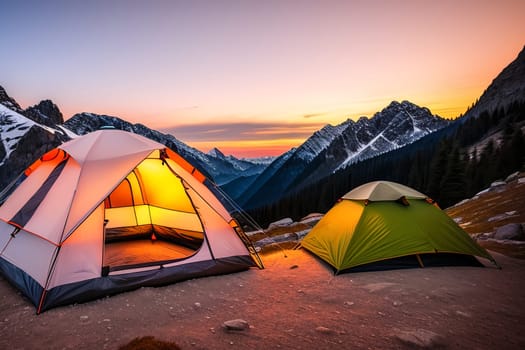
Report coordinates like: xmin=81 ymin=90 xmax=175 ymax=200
xmin=416 ymin=254 xmax=424 ymax=268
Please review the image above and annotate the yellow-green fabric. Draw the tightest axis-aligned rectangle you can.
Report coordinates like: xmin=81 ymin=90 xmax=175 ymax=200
xmin=302 ymin=199 xmax=494 ymax=272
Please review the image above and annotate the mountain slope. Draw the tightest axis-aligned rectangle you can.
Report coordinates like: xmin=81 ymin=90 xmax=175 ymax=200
xmin=233 ymin=148 xmax=295 ymax=203
xmin=206 ymin=147 xmax=269 ymax=185
xmin=464 ymin=45 xmax=525 ymax=120
xmin=299 ymin=101 xmax=449 ymax=186
xmin=241 ymin=100 xmax=449 ymax=209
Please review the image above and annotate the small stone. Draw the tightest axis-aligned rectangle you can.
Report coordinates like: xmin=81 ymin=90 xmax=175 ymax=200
xmin=494 ymin=223 xmax=524 ymax=240
xmin=223 ymin=319 xmax=249 ymax=331
xmin=395 ymin=329 xmax=446 ymax=348
xmin=315 ymin=326 xmax=332 ymax=334
xmin=455 ymin=310 xmax=472 ymax=318
xmin=290 ymin=264 xmax=299 ymax=269
xmin=194 ymin=302 xmax=201 ymax=308
xmin=80 ymin=315 xmax=89 ymax=321
xmin=344 ymin=301 xmax=354 ymax=306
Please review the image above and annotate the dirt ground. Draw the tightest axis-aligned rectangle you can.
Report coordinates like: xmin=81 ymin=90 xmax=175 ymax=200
xmin=1 ymin=248 xmax=524 ymax=350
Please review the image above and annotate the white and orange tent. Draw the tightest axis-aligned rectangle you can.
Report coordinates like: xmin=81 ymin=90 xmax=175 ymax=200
xmin=0 ymin=129 xmax=262 ymax=313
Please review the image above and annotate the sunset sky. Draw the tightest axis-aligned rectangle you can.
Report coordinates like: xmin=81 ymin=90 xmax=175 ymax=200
xmin=1 ymin=0 xmax=524 ymax=157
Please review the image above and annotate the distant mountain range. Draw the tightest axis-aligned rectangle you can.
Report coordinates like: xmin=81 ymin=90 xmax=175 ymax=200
xmin=236 ymin=100 xmax=449 ymax=209
xmin=0 ymin=97 xmax=267 ymax=190
xmin=63 ymin=113 xmax=269 ymax=185
xmin=1 ymin=45 xmax=524 ymax=214
xmin=0 ymin=89 xmax=448 ymax=207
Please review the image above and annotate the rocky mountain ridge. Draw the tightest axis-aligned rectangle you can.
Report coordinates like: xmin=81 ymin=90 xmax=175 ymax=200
xmin=2 ymin=45 xmax=523 ymax=211
xmin=0 ymin=88 xmax=71 ymax=189
xmin=63 ymin=113 xmax=267 ymax=185
xmin=464 ymin=45 xmax=525 ymax=120
xmin=1 ymin=83 xmax=449 ymax=209
xmin=0 ymin=88 xmax=269 ymax=193
xmin=238 ymin=100 xmax=449 ymax=209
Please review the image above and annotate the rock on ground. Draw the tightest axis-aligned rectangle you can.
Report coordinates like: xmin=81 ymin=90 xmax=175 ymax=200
xmin=494 ymin=223 xmax=524 ymax=240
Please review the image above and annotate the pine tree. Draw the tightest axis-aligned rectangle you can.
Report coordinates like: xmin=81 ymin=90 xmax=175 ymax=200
xmin=510 ymin=127 xmax=525 ymax=171
xmin=477 ymin=139 xmax=497 ymax=188
xmin=465 ymin=147 xmax=480 ymax=196
xmin=439 ymin=145 xmax=467 ymax=208
xmin=426 ymin=140 xmax=452 ymax=202
xmin=496 ymin=122 xmax=518 ymax=176
xmin=408 ymin=151 xmax=426 ymax=190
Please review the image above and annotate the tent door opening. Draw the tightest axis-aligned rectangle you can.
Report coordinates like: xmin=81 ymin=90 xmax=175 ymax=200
xmin=101 ymin=156 xmax=205 ymax=272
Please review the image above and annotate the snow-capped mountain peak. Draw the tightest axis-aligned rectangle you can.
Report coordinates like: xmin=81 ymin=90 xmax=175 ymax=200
xmin=0 ymin=104 xmax=65 ymax=164
xmin=0 ymin=89 xmax=75 ymax=190
xmin=334 ymin=100 xmax=448 ymax=170
xmin=208 ymin=147 xmax=225 ymax=158
xmin=241 ymin=156 xmax=276 ymax=165
xmin=239 ymin=100 xmax=449 ymax=209
xmin=293 ymin=118 xmax=355 ymax=162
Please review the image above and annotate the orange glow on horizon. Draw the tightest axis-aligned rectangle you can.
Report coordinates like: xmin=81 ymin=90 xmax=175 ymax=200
xmin=177 ymin=89 xmax=501 ymax=158
xmin=187 ymin=139 xmax=305 ymax=158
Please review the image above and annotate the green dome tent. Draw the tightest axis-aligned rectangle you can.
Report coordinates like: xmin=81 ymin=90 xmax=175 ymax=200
xmin=301 ymin=181 xmax=497 ymax=273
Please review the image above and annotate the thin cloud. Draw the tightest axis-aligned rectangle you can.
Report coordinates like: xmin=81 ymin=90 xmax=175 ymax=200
xmin=199 ymin=128 xmax=228 ymax=135
xmin=161 ymin=121 xmax=324 ymax=142
xmin=303 ymin=112 xmax=326 ymax=119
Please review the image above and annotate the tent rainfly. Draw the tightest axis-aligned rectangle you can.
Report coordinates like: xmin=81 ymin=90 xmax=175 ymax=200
xmin=301 ymin=181 xmax=497 ymax=273
xmin=0 ymin=129 xmax=262 ymax=313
